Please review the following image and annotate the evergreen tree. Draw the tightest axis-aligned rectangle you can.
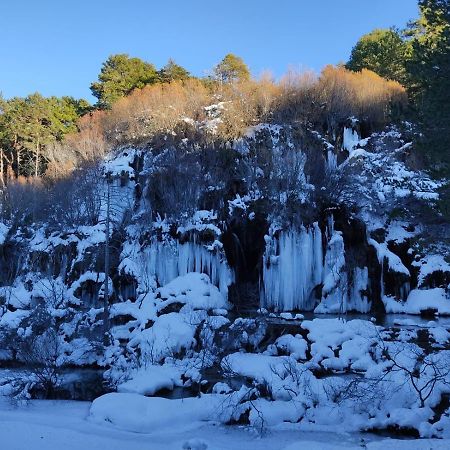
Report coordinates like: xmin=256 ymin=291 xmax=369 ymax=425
xmin=407 ymin=0 xmax=450 ymax=174
xmin=159 ymin=59 xmax=190 ymax=83
xmin=214 ymin=53 xmax=251 ymax=83
xmin=346 ymin=28 xmax=408 ymax=82
xmin=90 ymin=54 xmax=159 ymax=109
xmin=0 ymin=94 xmax=85 ymax=177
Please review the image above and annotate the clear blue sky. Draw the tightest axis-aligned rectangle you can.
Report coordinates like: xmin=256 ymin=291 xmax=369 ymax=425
xmin=1 ymin=0 xmax=418 ymax=103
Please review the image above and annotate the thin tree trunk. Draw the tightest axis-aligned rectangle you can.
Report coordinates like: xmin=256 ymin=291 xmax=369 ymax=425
xmin=0 ymin=148 xmax=4 ymax=187
xmin=14 ymin=135 xmax=20 ymax=178
xmin=103 ymin=178 xmax=111 ymax=345
xmin=35 ymin=138 xmax=39 ymax=177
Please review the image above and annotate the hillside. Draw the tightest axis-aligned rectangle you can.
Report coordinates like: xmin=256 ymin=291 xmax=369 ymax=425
xmin=0 ymin=1 xmax=450 ymax=446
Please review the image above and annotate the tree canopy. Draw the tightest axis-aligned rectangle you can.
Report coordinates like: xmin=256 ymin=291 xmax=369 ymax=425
xmin=159 ymin=59 xmax=190 ymax=83
xmin=346 ymin=28 xmax=408 ymax=82
xmin=90 ymin=54 xmax=159 ymax=109
xmin=214 ymin=53 xmax=251 ymax=83
xmin=0 ymin=94 xmax=85 ymax=178
xmin=406 ymin=0 xmax=450 ymax=177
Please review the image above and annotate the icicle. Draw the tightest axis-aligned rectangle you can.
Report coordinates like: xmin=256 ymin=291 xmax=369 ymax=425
xmin=314 ymin=231 xmax=348 ymax=314
xmin=343 ymin=127 xmax=360 ymax=154
xmin=145 ymin=237 xmax=233 ymax=297
xmin=261 ymin=225 xmax=324 ymax=311
xmin=327 ymin=150 xmax=338 ymax=172
xmin=312 ymin=222 xmax=323 ymax=286
xmin=327 ymin=215 xmax=335 ymax=239
xmin=400 ymin=281 xmax=410 ymax=301
xmin=348 ymin=267 xmax=371 ymax=313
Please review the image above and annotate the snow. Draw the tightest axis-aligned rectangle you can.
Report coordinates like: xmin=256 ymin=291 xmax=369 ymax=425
xmin=383 ymin=288 xmax=450 ymax=315
xmin=103 ymin=148 xmax=136 ymax=177
xmin=413 ymin=254 xmax=450 ymax=287
xmin=369 ymin=238 xmax=410 ymax=276
xmin=0 ymin=282 xmax=32 ymax=309
xmin=136 ymin=312 xmax=198 ymax=363
xmin=90 ymin=393 xmax=218 ymax=433
xmin=0 ymin=309 xmax=30 ymax=329
xmin=275 ymin=334 xmax=308 ymax=360
xmin=386 ymin=221 xmax=420 ymax=244
xmin=4 ymin=397 xmax=449 ymax=450
xmin=343 ymin=127 xmax=360 ymax=153
xmin=144 ymin=238 xmax=233 ymax=297
xmin=158 ymin=273 xmax=229 ymax=311
xmin=222 ymin=352 xmax=289 ymax=383
xmin=0 ymin=222 xmax=8 ymax=245
xmin=177 ymin=210 xmax=222 ymax=237
xmin=117 ymin=364 xmax=184 ymax=396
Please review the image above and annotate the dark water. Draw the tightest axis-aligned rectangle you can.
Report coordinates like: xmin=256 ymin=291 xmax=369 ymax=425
xmin=269 ymin=311 xmax=450 ymax=329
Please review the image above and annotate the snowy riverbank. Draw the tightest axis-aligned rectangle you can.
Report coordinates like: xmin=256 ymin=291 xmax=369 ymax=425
xmin=1 ymin=397 xmax=450 ymax=450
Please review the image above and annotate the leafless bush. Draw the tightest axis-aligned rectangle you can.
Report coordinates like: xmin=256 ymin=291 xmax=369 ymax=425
xmin=16 ymin=328 xmax=64 ymax=398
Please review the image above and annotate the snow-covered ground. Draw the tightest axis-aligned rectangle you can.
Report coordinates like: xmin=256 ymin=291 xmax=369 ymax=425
xmin=1 ymin=397 xmax=449 ymax=450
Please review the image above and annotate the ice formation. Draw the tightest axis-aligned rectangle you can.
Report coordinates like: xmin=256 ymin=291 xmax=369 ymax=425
xmin=144 ymin=238 xmax=233 ymax=296
xmin=315 ymin=231 xmax=348 ymax=313
xmin=342 ymin=126 xmax=360 ymax=154
xmin=261 ymin=223 xmax=323 ymax=311
xmin=261 ymin=220 xmax=372 ymax=313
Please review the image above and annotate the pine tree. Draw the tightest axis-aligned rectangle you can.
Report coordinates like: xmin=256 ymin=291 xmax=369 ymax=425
xmin=346 ymin=28 xmax=408 ymax=83
xmin=0 ymin=94 xmax=85 ymax=177
xmin=214 ymin=53 xmax=251 ymax=83
xmin=159 ymin=59 xmax=190 ymax=83
xmin=90 ymin=54 xmax=159 ymax=109
xmin=407 ymin=0 xmax=450 ymax=174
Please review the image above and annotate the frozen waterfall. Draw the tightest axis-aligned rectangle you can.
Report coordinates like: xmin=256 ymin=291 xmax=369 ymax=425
xmin=145 ymin=238 xmax=233 ymax=297
xmin=261 ymin=223 xmax=323 ymax=311
xmin=261 ymin=222 xmax=371 ymax=313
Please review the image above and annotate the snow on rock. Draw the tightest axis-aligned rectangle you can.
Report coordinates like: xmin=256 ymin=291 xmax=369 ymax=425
xmin=413 ymin=254 xmax=450 ymax=287
xmin=0 ymin=282 xmax=32 ymax=310
xmin=302 ymin=318 xmax=379 ymax=370
xmin=386 ymin=221 xmax=420 ymax=244
xmin=383 ymin=288 xmax=450 ymax=315
xmin=177 ymin=210 xmax=222 ymax=237
xmin=117 ymin=364 xmax=184 ymax=396
xmin=103 ymin=148 xmax=136 ymax=177
xmin=89 ymin=393 xmax=218 ymax=433
xmin=0 ymin=309 xmax=30 ymax=329
xmin=368 ymin=238 xmax=410 ymax=276
xmin=157 ymin=273 xmax=228 ymax=311
xmin=222 ymin=352 xmax=288 ymax=383
xmin=275 ymin=334 xmax=308 ymax=360
xmin=134 ymin=312 xmax=199 ymax=363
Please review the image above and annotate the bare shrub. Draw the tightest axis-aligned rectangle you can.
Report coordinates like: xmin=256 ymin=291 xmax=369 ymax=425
xmin=103 ymin=79 xmax=211 ymax=147
xmin=316 ymin=66 xmax=407 ymax=129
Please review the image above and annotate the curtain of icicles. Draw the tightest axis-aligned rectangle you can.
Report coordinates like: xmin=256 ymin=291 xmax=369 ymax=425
xmin=144 ymin=238 xmax=233 ymax=297
xmin=261 ymin=224 xmax=323 ymax=311
xmin=261 ymin=222 xmax=371 ymax=312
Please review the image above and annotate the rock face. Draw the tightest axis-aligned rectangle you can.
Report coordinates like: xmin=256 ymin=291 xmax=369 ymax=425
xmin=0 ymin=119 xmax=449 ymax=390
